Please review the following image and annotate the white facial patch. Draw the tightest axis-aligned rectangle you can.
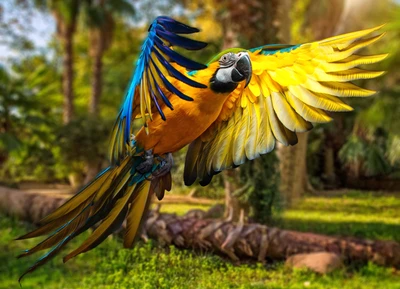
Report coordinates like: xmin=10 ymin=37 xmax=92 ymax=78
xmin=215 ymin=66 xmax=235 ymax=83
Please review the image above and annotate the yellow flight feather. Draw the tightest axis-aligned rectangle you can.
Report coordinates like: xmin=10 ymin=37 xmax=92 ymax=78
xmin=185 ymin=24 xmax=386 ymax=186
xmin=124 ymin=180 xmax=151 ymax=248
xmin=39 ymin=169 xmax=113 ymax=224
xmin=63 ymin=181 xmax=137 ymax=262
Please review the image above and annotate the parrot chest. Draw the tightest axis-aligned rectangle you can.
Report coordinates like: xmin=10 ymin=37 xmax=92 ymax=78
xmin=135 ymin=89 xmax=228 ymax=154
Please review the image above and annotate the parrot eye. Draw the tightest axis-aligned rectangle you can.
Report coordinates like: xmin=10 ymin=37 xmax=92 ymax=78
xmin=219 ymin=53 xmax=235 ymax=68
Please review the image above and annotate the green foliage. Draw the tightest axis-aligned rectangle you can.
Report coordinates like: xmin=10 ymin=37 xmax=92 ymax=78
xmin=1 ymin=190 xmax=400 ymax=288
xmin=388 ymin=135 xmax=400 ymax=166
xmin=0 ymin=59 xmax=61 ymax=182
xmin=54 ymin=116 xmax=113 ymax=176
xmin=364 ymin=143 xmax=391 ymax=177
xmin=239 ymin=152 xmax=281 ymax=224
xmin=358 ymin=89 xmax=400 ymax=136
xmin=339 ymin=135 xmax=367 ymax=177
xmin=33 ymin=0 xmax=81 ymax=26
xmin=81 ymin=0 xmax=135 ymax=29
xmin=339 ymin=132 xmax=392 ymax=178
xmin=0 ymin=11 xmax=144 ymax=183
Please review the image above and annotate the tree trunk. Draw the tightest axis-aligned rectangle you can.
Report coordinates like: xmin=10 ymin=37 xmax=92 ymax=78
xmin=85 ymin=5 xmax=113 ymax=184
xmin=84 ymin=31 xmax=105 ymax=185
xmin=88 ymin=2 xmax=112 ymax=117
xmin=223 ymin=169 xmax=242 ymax=221
xmin=278 ymin=133 xmax=309 ymax=207
xmin=1 ymin=186 xmax=399 ymax=268
xmin=61 ymin=28 xmax=75 ymax=124
xmin=89 ymin=46 xmax=103 ymax=117
xmin=53 ymin=6 xmax=79 ymax=187
xmin=52 ymin=1 xmax=79 ymax=125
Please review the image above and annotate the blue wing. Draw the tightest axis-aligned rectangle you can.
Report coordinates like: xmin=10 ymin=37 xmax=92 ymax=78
xmin=109 ymin=16 xmax=208 ymax=164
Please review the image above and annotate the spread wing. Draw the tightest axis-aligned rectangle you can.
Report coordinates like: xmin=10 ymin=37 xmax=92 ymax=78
xmin=109 ymin=16 xmax=207 ymax=164
xmin=184 ymin=25 xmax=387 ymax=186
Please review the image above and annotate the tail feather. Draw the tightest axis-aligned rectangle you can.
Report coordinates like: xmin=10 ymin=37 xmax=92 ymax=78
xmin=40 ymin=167 xmax=113 ymax=224
xmin=17 ymin=203 xmax=92 ymax=258
xmin=15 ymin=200 xmax=91 ymax=240
xmin=63 ymin=192 xmax=132 ymax=262
xmin=124 ymin=181 xmax=152 ymax=248
xmin=17 ymin=155 xmax=157 ymax=281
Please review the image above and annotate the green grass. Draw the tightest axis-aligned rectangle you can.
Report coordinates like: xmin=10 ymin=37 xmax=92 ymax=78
xmin=280 ymin=190 xmax=400 ymax=241
xmin=158 ymin=203 xmax=212 ymax=216
xmin=1 ymin=190 xmax=400 ymax=289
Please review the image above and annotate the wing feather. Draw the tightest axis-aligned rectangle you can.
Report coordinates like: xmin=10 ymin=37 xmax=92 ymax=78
xmin=184 ymin=25 xmax=386 ymax=185
xmin=109 ymin=16 xmax=207 ymax=164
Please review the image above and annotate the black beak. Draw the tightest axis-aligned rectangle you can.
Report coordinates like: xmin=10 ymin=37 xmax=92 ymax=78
xmin=231 ymin=54 xmax=252 ymax=87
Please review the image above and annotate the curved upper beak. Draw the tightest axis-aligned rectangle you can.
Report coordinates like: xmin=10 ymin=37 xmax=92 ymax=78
xmin=232 ymin=53 xmax=252 ymax=87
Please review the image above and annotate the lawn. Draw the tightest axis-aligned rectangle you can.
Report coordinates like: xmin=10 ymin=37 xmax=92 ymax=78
xmin=1 ymin=190 xmax=399 ymax=289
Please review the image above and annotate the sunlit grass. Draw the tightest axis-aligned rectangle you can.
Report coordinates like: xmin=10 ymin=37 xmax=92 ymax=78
xmin=1 ymin=190 xmax=400 ymax=288
xmin=157 ymin=203 xmax=212 ymax=216
xmin=280 ymin=190 xmax=400 ymax=241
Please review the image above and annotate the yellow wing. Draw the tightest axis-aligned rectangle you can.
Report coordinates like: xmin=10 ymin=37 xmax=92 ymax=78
xmin=184 ymin=25 xmax=387 ymax=186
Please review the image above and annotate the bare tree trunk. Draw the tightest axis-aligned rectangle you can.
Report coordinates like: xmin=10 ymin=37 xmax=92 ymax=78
xmin=1 ymin=186 xmax=399 ymax=268
xmin=278 ymin=133 xmax=309 ymax=206
xmin=223 ymin=169 xmax=241 ymax=221
xmin=85 ymin=35 xmax=105 ymax=184
xmin=89 ymin=46 xmax=103 ymax=116
xmin=62 ymin=28 xmax=75 ymax=124
xmin=85 ymin=5 xmax=113 ymax=184
xmin=52 ymin=3 xmax=79 ymax=187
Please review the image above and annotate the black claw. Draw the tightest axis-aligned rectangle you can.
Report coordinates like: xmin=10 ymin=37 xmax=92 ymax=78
xmin=137 ymin=149 xmax=154 ymax=175
xmin=152 ymin=153 xmax=174 ymax=178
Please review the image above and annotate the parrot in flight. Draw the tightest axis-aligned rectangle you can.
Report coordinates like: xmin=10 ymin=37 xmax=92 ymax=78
xmin=17 ymin=16 xmax=387 ymax=280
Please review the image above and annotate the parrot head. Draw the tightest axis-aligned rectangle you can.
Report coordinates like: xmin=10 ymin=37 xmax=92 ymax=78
xmin=209 ymin=50 xmax=252 ymax=93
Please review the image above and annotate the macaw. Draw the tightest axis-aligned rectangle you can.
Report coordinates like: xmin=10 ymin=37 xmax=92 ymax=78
xmin=17 ymin=16 xmax=387 ymax=280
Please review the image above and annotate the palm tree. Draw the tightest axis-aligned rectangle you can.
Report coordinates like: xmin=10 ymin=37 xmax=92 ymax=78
xmin=33 ymin=0 xmax=81 ymax=124
xmin=81 ymin=0 xmax=135 ymax=181
xmin=82 ymin=0 xmax=135 ymax=117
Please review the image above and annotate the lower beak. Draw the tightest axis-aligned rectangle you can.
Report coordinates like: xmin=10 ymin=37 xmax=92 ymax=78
xmin=235 ymin=54 xmax=252 ymax=87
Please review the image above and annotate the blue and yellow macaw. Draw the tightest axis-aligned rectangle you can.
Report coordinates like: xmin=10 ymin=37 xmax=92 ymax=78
xmin=17 ymin=16 xmax=387 ymax=279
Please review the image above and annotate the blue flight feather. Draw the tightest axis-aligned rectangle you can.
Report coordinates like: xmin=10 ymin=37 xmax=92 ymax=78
xmin=156 ymin=16 xmax=200 ymax=34
xmin=154 ymin=37 xmax=207 ymax=70
xmin=156 ymin=25 xmax=208 ymax=50
xmin=148 ymin=67 xmax=174 ymax=110
xmin=150 ymin=58 xmax=194 ymax=101
xmin=152 ymin=48 xmax=207 ymax=88
xmin=145 ymin=69 xmax=165 ymax=120
xmin=111 ymin=16 xmax=207 ymax=164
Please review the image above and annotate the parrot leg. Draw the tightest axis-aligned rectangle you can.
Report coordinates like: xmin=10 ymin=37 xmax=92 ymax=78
xmin=137 ymin=149 xmax=154 ymax=174
xmin=153 ymin=153 xmax=174 ymax=178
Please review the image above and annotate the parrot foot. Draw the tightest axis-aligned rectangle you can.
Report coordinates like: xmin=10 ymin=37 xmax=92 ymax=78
xmin=137 ymin=149 xmax=154 ymax=175
xmin=153 ymin=153 xmax=174 ymax=178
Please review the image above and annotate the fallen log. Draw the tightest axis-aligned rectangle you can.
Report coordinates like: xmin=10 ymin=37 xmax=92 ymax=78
xmin=1 ymin=186 xmax=399 ymax=268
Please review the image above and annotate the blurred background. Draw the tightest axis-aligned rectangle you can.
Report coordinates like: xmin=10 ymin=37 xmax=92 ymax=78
xmin=0 ymin=0 xmax=400 ymax=288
